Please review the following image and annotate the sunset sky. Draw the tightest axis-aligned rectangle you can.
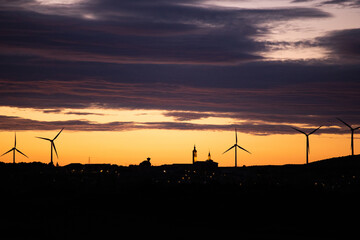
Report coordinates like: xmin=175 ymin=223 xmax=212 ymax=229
xmin=0 ymin=0 xmax=359 ymax=166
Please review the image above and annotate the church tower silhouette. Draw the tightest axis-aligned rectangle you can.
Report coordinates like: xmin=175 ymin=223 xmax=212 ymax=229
xmin=192 ymin=145 xmax=197 ymax=164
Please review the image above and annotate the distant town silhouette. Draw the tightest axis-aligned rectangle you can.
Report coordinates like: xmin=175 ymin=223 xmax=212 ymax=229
xmin=0 ymin=154 xmax=360 ymax=239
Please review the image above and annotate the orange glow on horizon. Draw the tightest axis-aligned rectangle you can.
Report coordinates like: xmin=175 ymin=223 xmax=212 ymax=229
xmin=0 ymin=130 xmax=355 ymax=167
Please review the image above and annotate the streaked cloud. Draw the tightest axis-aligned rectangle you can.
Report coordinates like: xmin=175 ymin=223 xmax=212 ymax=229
xmin=0 ymin=75 xmax=359 ymax=134
xmin=316 ymin=28 xmax=360 ymax=62
xmin=0 ymin=114 xmax=347 ymax=135
xmin=0 ymin=0 xmax=333 ymax=65
xmin=0 ymin=0 xmax=359 ymax=136
xmin=291 ymin=0 xmax=360 ymax=6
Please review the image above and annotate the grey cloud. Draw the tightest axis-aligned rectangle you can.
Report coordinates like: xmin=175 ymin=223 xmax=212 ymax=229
xmin=0 ymin=75 xmax=359 ymax=131
xmin=0 ymin=1 xmax=331 ymax=65
xmin=64 ymin=111 xmax=105 ymax=116
xmin=42 ymin=109 xmax=62 ymax=114
xmin=0 ymin=0 xmax=358 ymax=136
xmin=0 ymin=115 xmax=345 ymax=135
xmin=0 ymin=115 xmax=135 ymax=131
xmin=291 ymin=0 xmax=360 ymax=7
xmin=163 ymin=111 xmax=213 ymax=121
xmin=316 ymin=28 xmax=360 ymax=61
xmin=265 ymin=28 xmax=360 ymax=62
xmin=321 ymin=0 xmax=360 ymax=7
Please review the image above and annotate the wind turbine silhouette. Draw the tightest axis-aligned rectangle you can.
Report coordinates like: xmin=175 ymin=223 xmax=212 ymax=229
xmin=337 ymin=118 xmax=360 ymax=156
xmin=1 ymin=133 xmax=28 ymax=163
xmin=292 ymin=126 xmax=321 ymax=164
xmin=223 ymin=128 xmax=251 ymax=167
xmin=36 ymin=128 xmax=64 ymax=165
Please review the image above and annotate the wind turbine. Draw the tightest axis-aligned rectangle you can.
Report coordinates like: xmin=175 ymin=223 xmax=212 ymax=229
xmin=337 ymin=118 xmax=360 ymax=156
xmin=292 ymin=126 xmax=321 ymax=164
xmin=36 ymin=128 xmax=64 ymax=165
xmin=223 ymin=128 xmax=251 ymax=167
xmin=1 ymin=133 xmax=28 ymax=163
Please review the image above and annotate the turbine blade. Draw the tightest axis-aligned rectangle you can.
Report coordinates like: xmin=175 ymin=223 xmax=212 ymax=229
xmin=1 ymin=148 xmax=14 ymax=157
xmin=309 ymin=126 xmax=322 ymax=135
xmin=337 ymin=118 xmax=352 ymax=129
xmin=236 ymin=145 xmax=251 ymax=154
xmin=354 ymin=126 xmax=360 ymax=131
xmin=36 ymin=137 xmax=51 ymax=141
xmin=53 ymin=128 xmax=64 ymax=140
xmin=15 ymin=148 xmax=28 ymax=158
xmin=14 ymin=133 xmax=16 ymax=148
xmin=235 ymin=128 xmax=238 ymax=144
xmin=52 ymin=142 xmax=59 ymax=159
xmin=292 ymin=127 xmax=306 ymax=135
xmin=223 ymin=145 xmax=235 ymax=154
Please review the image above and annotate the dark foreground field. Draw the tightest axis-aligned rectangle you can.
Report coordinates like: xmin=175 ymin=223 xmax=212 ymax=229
xmin=1 ymin=156 xmax=360 ymax=239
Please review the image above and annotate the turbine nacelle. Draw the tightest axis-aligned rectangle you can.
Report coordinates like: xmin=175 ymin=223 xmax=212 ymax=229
xmin=337 ymin=118 xmax=360 ymax=155
xmin=292 ymin=126 xmax=321 ymax=164
xmin=36 ymin=128 xmax=64 ymax=165
xmin=1 ymin=133 xmax=28 ymax=163
xmin=223 ymin=144 xmax=251 ymax=155
xmin=292 ymin=126 xmax=322 ymax=137
xmin=223 ymin=128 xmax=251 ymax=167
xmin=337 ymin=118 xmax=360 ymax=132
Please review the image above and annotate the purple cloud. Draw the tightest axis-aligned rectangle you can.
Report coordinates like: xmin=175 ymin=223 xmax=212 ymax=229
xmin=0 ymin=0 xmax=331 ymax=65
xmin=0 ymin=114 xmax=346 ymax=135
xmin=0 ymin=0 xmax=358 ymax=135
xmin=0 ymin=77 xmax=359 ymax=134
xmin=316 ymin=28 xmax=360 ymax=62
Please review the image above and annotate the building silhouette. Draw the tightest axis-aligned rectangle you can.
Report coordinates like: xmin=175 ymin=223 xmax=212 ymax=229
xmin=139 ymin=157 xmax=151 ymax=167
xmin=193 ymin=148 xmax=218 ymax=168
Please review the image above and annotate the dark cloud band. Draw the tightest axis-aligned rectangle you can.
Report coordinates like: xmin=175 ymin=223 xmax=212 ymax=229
xmin=0 ymin=114 xmax=347 ymax=135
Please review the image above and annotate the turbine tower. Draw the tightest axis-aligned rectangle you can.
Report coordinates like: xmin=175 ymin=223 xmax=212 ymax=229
xmin=223 ymin=128 xmax=251 ymax=167
xmin=36 ymin=128 xmax=64 ymax=165
xmin=337 ymin=118 xmax=360 ymax=156
xmin=292 ymin=126 xmax=321 ymax=164
xmin=1 ymin=133 xmax=28 ymax=163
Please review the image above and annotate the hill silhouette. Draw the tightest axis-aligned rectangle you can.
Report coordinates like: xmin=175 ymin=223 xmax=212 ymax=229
xmin=308 ymin=154 xmax=360 ymax=167
xmin=0 ymin=156 xmax=359 ymax=239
